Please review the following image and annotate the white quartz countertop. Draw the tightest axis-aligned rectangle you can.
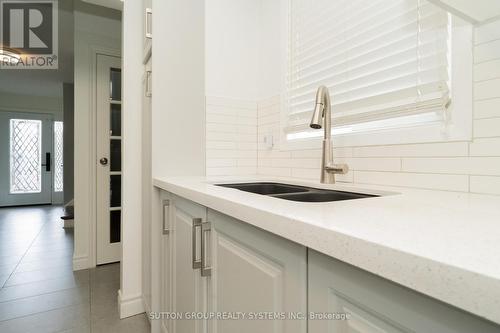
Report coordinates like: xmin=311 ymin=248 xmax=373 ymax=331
xmin=153 ymin=175 xmax=500 ymax=324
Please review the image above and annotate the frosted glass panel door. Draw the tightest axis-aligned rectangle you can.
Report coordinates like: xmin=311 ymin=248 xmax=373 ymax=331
xmin=0 ymin=112 xmax=53 ymax=206
xmin=96 ymin=54 xmax=122 ymax=265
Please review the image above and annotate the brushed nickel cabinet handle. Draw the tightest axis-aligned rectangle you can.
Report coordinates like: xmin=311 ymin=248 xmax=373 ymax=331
xmin=145 ymin=8 xmax=152 ymax=39
xmin=162 ymin=200 xmax=170 ymax=235
xmin=145 ymin=70 xmax=152 ymax=97
xmin=201 ymin=221 xmax=212 ymax=277
xmin=192 ymin=218 xmax=202 ymax=269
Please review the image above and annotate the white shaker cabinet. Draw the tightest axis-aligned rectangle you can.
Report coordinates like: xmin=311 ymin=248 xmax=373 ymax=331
xmin=208 ymin=209 xmax=308 ymax=333
xmin=155 ymin=191 xmax=500 ymax=333
xmin=308 ymin=250 xmax=500 ymax=333
xmin=160 ymin=194 xmax=210 ymax=333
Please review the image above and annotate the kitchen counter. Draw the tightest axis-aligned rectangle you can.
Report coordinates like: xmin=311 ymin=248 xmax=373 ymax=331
xmin=153 ymin=175 xmax=500 ymax=324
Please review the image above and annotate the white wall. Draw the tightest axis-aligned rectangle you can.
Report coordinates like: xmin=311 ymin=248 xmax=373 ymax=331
xmin=73 ymin=1 xmax=121 ymax=270
xmin=151 ymin=0 xmax=205 ymax=178
xmin=0 ymin=92 xmax=63 ymax=119
xmin=205 ymin=0 xmax=262 ymax=176
xmin=205 ymin=0 xmax=260 ymax=100
xmin=119 ymin=0 xmax=144 ymax=319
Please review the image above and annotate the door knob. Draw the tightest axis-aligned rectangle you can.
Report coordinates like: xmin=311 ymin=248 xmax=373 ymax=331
xmin=100 ymin=157 xmax=108 ymax=165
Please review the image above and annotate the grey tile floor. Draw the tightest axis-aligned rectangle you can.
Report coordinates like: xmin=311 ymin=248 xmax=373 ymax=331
xmin=0 ymin=205 xmax=150 ymax=333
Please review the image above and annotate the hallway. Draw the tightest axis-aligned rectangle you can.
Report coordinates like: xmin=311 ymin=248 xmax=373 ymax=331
xmin=0 ymin=206 xmax=149 ymax=333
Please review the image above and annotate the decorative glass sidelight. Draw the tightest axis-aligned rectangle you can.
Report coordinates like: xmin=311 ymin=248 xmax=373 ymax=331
xmin=54 ymin=121 xmax=64 ymax=192
xmin=9 ymin=119 xmax=42 ymax=194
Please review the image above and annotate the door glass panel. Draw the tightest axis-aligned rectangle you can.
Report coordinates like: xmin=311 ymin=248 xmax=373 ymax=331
xmin=9 ymin=119 xmax=42 ymax=194
xmin=110 ymin=139 xmax=121 ymax=172
xmin=110 ymin=210 xmax=121 ymax=243
xmin=110 ymin=175 xmax=121 ymax=207
xmin=110 ymin=68 xmax=122 ymax=101
xmin=54 ymin=121 xmax=64 ymax=192
xmin=110 ymin=104 xmax=121 ymax=136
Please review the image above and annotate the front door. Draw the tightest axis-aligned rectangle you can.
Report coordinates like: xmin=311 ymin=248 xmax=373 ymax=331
xmin=0 ymin=112 xmax=54 ymax=206
xmin=96 ymin=54 xmax=122 ymax=265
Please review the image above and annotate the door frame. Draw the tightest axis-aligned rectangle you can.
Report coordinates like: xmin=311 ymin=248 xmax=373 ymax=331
xmin=73 ymin=44 xmax=121 ymax=270
xmin=0 ymin=110 xmax=57 ymax=207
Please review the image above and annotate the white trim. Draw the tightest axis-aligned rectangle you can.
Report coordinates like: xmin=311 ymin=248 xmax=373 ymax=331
xmin=279 ymin=10 xmax=473 ymax=150
xmin=143 ymin=297 xmax=152 ymax=323
xmin=73 ymin=254 xmax=90 ymax=271
xmin=118 ymin=290 xmax=145 ymax=319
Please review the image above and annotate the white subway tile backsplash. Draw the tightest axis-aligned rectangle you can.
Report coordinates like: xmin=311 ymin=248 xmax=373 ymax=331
xmin=206 ymin=114 xmax=237 ymax=124
xmin=474 ymin=118 xmax=500 ymax=138
xmin=354 ymin=171 xmax=469 ymax=192
xmin=474 ymin=59 xmax=500 ymax=82
xmin=402 ymin=157 xmax=470 ymax=174
xmin=468 ymin=157 xmax=500 ymax=176
xmin=474 ymin=98 xmax=500 ymax=119
xmin=475 ymin=20 xmax=500 ymax=45
xmin=469 ymin=138 xmax=500 ymax=156
xmin=206 ymin=132 xmax=238 ymax=142
xmin=344 ymin=158 xmax=401 ymax=172
xmin=470 ymin=176 xmax=500 ymax=195
xmin=474 ymin=79 xmax=500 ymax=100
xmin=475 ymin=39 xmax=500 ymax=63
xmin=352 ymin=142 xmax=469 ymax=157
xmin=206 ymin=141 xmax=237 ymax=150
xmin=206 ymin=96 xmax=258 ymax=176
xmin=257 ymin=96 xmax=280 ymax=110
xmin=207 ymin=123 xmax=237 ymax=133
xmin=206 ymin=159 xmax=237 ymax=168
xmin=258 ymin=167 xmax=292 ymax=177
xmin=206 ymin=96 xmax=257 ymax=109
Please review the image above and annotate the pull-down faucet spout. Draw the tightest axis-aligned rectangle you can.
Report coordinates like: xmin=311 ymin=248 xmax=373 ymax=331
xmin=309 ymin=86 xmax=349 ymax=184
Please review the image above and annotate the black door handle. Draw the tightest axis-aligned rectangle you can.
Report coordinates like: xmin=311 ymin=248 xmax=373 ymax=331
xmin=41 ymin=152 xmax=51 ymax=172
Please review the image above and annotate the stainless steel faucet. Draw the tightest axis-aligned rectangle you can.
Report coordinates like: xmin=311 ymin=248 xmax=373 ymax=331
xmin=310 ymin=86 xmax=349 ymax=184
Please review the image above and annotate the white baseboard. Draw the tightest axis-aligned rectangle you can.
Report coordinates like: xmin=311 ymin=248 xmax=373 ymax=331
xmin=73 ymin=255 xmax=90 ymax=271
xmin=63 ymin=219 xmax=74 ymax=229
xmin=118 ymin=290 xmax=145 ymax=319
xmin=144 ymin=298 xmax=152 ymax=323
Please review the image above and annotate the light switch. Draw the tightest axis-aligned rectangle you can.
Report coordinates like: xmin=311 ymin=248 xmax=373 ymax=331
xmin=263 ymin=134 xmax=274 ymax=150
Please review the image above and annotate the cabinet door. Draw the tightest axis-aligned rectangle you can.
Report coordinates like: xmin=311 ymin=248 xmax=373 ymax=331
xmin=171 ymin=195 xmax=209 ymax=333
xmin=208 ymin=209 xmax=307 ymax=333
xmin=308 ymin=250 xmax=500 ymax=333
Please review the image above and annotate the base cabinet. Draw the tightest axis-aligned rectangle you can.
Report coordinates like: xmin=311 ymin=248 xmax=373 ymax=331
xmin=208 ymin=209 xmax=307 ymax=333
xmin=156 ymin=191 xmax=500 ymax=333
xmin=308 ymin=250 xmax=500 ymax=333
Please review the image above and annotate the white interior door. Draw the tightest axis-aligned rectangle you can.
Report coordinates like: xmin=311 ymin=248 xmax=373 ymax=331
xmin=96 ymin=54 xmax=122 ymax=265
xmin=0 ymin=112 xmax=54 ymax=207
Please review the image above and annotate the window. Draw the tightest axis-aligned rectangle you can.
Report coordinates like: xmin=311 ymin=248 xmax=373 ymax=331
xmin=9 ymin=119 xmax=42 ymax=194
xmin=283 ymin=0 xmax=472 ymax=147
xmin=54 ymin=121 xmax=64 ymax=192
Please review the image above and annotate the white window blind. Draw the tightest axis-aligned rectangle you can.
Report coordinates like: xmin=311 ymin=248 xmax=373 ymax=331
xmin=285 ymin=0 xmax=451 ymax=138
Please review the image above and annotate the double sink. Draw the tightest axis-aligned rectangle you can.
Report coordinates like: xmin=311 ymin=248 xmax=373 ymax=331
xmin=216 ymin=182 xmax=378 ymax=202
